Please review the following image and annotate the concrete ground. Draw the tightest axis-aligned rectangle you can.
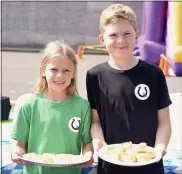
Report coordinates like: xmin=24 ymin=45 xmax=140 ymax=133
xmin=2 ymin=51 xmax=182 ymax=101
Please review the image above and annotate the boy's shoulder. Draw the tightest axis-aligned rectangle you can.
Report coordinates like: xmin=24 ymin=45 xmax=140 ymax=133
xmin=88 ymin=61 xmax=108 ymax=75
xmin=138 ymin=59 xmax=163 ymax=74
xmin=88 ymin=59 xmax=163 ymax=75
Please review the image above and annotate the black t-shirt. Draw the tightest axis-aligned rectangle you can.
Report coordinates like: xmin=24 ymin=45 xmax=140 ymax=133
xmin=86 ymin=59 xmax=172 ymax=174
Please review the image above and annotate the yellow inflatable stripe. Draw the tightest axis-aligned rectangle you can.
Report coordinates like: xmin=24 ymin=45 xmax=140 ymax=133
xmin=175 ymin=46 xmax=182 ymax=62
xmin=173 ymin=2 xmax=182 ymax=46
xmin=83 ymin=46 xmax=107 ymax=51
xmin=82 ymin=45 xmax=105 ymax=48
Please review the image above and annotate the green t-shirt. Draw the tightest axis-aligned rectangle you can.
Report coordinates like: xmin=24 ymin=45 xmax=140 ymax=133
xmin=11 ymin=93 xmax=92 ymax=174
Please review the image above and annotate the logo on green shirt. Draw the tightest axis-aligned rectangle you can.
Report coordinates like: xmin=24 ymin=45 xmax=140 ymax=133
xmin=68 ymin=117 xmax=81 ymax=132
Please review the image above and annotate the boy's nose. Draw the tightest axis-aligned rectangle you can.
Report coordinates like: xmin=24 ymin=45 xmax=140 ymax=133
xmin=117 ymin=36 xmax=125 ymax=43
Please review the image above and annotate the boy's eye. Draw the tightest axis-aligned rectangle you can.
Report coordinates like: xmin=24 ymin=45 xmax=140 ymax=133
xmin=125 ymin=32 xmax=130 ymax=35
xmin=110 ymin=34 xmax=117 ymax=37
xmin=63 ymin=69 xmax=70 ymax=73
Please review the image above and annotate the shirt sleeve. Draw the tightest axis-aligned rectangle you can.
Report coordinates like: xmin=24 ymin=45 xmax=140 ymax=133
xmin=11 ymin=104 xmax=31 ymax=142
xmin=157 ymin=69 xmax=172 ymax=110
xmin=81 ymin=103 xmax=92 ymax=144
xmin=86 ymin=70 xmax=96 ymax=109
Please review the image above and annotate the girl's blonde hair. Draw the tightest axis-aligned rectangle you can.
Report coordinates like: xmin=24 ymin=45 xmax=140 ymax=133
xmin=35 ymin=41 xmax=77 ymax=96
xmin=100 ymin=4 xmax=138 ymax=33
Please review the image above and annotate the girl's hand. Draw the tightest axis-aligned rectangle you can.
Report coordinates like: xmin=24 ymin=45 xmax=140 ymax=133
xmin=76 ymin=151 xmax=94 ymax=168
xmin=11 ymin=148 xmax=33 ymax=166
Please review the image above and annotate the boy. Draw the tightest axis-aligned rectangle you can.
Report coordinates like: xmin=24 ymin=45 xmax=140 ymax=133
xmin=86 ymin=4 xmax=172 ymax=174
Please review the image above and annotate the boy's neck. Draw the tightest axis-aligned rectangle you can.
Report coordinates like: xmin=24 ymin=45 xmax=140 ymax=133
xmin=44 ymin=90 xmax=68 ymax=102
xmin=108 ymin=56 xmax=139 ymax=70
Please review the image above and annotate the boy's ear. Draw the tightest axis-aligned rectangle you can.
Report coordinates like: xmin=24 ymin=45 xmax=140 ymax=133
xmin=72 ymin=73 xmax=75 ymax=79
xmin=135 ymin=31 xmax=139 ymax=40
xmin=99 ymin=34 xmax=105 ymax=45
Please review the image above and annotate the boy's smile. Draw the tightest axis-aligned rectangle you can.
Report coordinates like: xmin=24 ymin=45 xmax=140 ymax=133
xmin=99 ymin=19 xmax=138 ymax=61
xmin=115 ymin=46 xmax=128 ymax=51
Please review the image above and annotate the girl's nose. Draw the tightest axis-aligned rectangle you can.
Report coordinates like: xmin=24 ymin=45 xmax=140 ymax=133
xmin=57 ymin=72 xmax=63 ymax=77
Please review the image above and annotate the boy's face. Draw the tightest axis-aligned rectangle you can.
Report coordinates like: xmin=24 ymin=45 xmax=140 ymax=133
xmin=99 ymin=19 xmax=138 ymax=60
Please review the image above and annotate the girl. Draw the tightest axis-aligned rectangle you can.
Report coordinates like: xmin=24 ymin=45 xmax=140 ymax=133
xmin=11 ymin=41 xmax=93 ymax=174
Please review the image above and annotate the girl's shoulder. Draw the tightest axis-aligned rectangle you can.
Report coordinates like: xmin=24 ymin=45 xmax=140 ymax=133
xmin=14 ymin=93 xmax=34 ymax=110
xmin=71 ymin=95 xmax=90 ymax=107
xmin=14 ymin=93 xmax=42 ymax=111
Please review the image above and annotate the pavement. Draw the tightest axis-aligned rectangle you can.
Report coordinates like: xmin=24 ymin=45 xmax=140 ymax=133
xmin=2 ymin=51 xmax=182 ymax=101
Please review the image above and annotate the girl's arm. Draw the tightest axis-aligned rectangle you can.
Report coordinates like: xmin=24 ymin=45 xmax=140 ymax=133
xmin=155 ymin=106 xmax=172 ymax=156
xmin=76 ymin=142 xmax=94 ymax=168
xmin=11 ymin=140 xmax=32 ymax=165
xmin=82 ymin=142 xmax=94 ymax=156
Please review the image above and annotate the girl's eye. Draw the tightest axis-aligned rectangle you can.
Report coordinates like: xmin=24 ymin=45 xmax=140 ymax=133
xmin=50 ymin=68 xmax=57 ymax=72
xmin=125 ymin=33 xmax=130 ymax=35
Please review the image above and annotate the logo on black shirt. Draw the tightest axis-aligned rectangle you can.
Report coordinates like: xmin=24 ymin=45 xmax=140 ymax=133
xmin=134 ymin=84 xmax=150 ymax=100
xmin=68 ymin=117 xmax=81 ymax=132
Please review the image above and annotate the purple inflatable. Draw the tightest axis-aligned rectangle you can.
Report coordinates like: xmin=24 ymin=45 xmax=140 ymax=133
xmin=134 ymin=1 xmax=182 ymax=76
xmin=144 ymin=2 xmax=167 ymax=43
xmin=141 ymin=41 xmax=166 ymax=65
xmin=135 ymin=1 xmax=168 ymax=65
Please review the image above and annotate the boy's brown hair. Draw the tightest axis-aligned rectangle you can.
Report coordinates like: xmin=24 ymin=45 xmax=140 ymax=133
xmin=100 ymin=4 xmax=138 ymax=33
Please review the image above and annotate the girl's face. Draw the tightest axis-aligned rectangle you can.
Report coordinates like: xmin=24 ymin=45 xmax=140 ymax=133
xmin=42 ymin=56 xmax=75 ymax=94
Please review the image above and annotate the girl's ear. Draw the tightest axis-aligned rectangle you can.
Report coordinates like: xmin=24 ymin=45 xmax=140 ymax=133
xmin=71 ymin=72 xmax=76 ymax=79
xmin=99 ymin=34 xmax=105 ymax=45
xmin=40 ymin=66 xmax=46 ymax=77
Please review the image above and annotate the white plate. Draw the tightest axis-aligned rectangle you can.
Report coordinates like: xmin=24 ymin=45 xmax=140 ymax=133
xmin=97 ymin=144 xmax=162 ymax=167
xmin=19 ymin=154 xmax=90 ymax=167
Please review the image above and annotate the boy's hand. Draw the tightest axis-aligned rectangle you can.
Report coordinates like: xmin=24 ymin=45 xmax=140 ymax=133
xmin=76 ymin=151 xmax=94 ymax=168
xmin=155 ymin=144 xmax=167 ymax=157
xmin=93 ymin=138 xmax=107 ymax=152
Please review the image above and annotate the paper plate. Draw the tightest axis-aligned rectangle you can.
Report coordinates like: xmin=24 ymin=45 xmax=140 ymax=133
xmin=19 ymin=154 xmax=90 ymax=167
xmin=97 ymin=144 xmax=162 ymax=167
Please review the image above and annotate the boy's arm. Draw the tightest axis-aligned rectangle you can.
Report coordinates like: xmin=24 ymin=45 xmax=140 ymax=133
xmin=155 ymin=106 xmax=171 ymax=156
xmin=86 ymin=71 xmax=106 ymax=149
xmin=91 ymin=109 xmax=107 ymax=151
xmin=91 ymin=109 xmax=105 ymax=141
xmin=155 ymin=69 xmax=172 ymax=156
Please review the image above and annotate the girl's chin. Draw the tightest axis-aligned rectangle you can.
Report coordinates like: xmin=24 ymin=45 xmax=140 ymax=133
xmin=51 ymin=87 xmax=67 ymax=93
